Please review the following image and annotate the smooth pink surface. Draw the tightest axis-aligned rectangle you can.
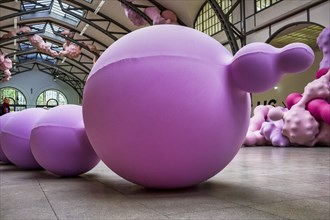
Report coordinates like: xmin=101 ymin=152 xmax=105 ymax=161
xmin=30 ymin=105 xmax=100 ymax=176
xmin=83 ymin=25 xmax=314 ymax=188
xmin=1 ymin=108 xmax=47 ymax=169
xmin=0 ymin=113 xmax=15 ymax=163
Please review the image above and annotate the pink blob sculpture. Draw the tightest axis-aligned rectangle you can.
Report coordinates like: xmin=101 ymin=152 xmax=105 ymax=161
xmin=0 ymin=112 xmax=16 ymax=163
xmin=0 ymin=52 xmax=13 ymax=82
xmin=243 ymin=105 xmax=272 ymax=146
xmin=260 ymin=119 xmax=290 ymax=147
xmin=121 ymin=1 xmax=177 ymax=26
xmin=279 ymin=105 xmax=319 ymax=146
xmin=58 ymin=30 xmax=81 ymax=59
xmin=317 ymin=26 xmax=330 ymax=70
xmin=314 ymin=122 xmax=330 ymax=146
xmin=121 ymin=0 xmax=147 ymax=26
xmin=18 ymin=26 xmax=58 ymax=57
xmin=144 ymin=7 xmax=176 ymax=25
xmin=83 ymin=25 xmax=314 ymax=188
xmin=30 ymin=105 xmax=100 ymax=176
xmin=286 ymin=70 xmax=330 ymax=124
xmin=1 ymin=108 xmax=47 ymax=169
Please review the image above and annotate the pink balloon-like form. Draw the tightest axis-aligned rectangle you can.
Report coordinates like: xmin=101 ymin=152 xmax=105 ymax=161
xmin=0 ymin=53 xmax=13 ymax=82
xmin=314 ymin=122 xmax=330 ymax=146
xmin=286 ymin=70 xmax=330 ymax=124
xmin=282 ymin=105 xmax=319 ymax=146
xmin=1 ymin=108 xmax=47 ymax=169
xmin=317 ymin=26 xmax=330 ymax=70
xmin=83 ymin=25 xmax=314 ymax=188
xmin=244 ymin=105 xmax=273 ymax=146
xmin=260 ymin=120 xmax=290 ymax=147
xmin=30 ymin=105 xmax=100 ymax=176
xmin=0 ymin=112 xmax=16 ymax=163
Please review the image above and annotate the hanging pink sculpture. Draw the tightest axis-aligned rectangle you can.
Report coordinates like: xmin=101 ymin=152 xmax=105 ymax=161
xmin=18 ymin=26 xmax=59 ymax=58
xmin=83 ymin=25 xmax=314 ymax=188
xmin=121 ymin=0 xmax=177 ymax=26
xmin=58 ymin=30 xmax=81 ymax=59
xmin=0 ymin=53 xmax=13 ymax=82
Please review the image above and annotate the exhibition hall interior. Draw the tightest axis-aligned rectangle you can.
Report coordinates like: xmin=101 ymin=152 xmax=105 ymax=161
xmin=0 ymin=0 xmax=329 ymax=219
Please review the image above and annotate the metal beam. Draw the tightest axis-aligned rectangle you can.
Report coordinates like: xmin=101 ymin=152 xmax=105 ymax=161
xmin=207 ymin=0 xmax=239 ymax=53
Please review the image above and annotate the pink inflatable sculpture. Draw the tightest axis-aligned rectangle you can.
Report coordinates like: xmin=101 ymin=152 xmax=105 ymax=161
xmin=286 ymin=70 xmax=330 ymax=124
xmin=317 ymin=26 xmax=330 ymax=70
xmin=243 ymin=105 xmax=272 ymax=146
xmin=30 ymin=105 xmax=100 ymax=177
xmin=144 ymin=6 xmax=177 ymax=25
xmin=0 ymin=112 xmax=16 ymax=163
xmin=83 ymin=25 xmax=314 ymax=188
xmin=0 ymin=52 xmax=12 ymax=82
xmin=121 ymin=0 xmax=147 ymax=26
xmin=263 ymin=107 xmax=290 ymax=147
xmin=0 ymin=30 xmax=17 ymax=40
xmin=18 ymin=26 xmax=59 ymax=58
xmin=1 ymin=108 xmax=47 ymax=169
xmin=58 ymin=30 xmax=81 ymax=59
xmin=121 ymin=1 xmax=177 ymax=26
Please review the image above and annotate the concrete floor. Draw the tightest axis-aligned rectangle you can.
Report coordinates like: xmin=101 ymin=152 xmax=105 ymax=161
xmin=1 ymin=146 xmax=329 ymax=220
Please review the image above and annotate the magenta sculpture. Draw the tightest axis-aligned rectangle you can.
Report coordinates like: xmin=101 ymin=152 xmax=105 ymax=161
xmin=1 ymin=108 xmax=47 ymax=169
xmin=30 ymin=105 xmax=100 ymax=176
xmin=83 ymin=25 xmax=314 ymax=188
xmin=0 ymin=112 xmax=16 ymax=163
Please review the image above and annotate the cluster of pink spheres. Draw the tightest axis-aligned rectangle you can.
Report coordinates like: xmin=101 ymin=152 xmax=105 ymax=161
xmin=1 ymin=25 xmax=316 ymax=189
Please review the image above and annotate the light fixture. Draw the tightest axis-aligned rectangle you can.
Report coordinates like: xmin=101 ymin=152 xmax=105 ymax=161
xmin=61 ymin=57 xmax=66 ymax=63
xmin=13 ymin=54 xmax=16 ymax=60
xmin=14 ymin=39 xmax=17 ymax=46
xmin=274 ymin=86 xmax=278 ymax=90
xmin=94 ymin=0 xmax=105 ymax=14
xmin=14 ymin=17 xmax=17 ymax=29
xmin=80 ymin=24 xmax=89 ymax=36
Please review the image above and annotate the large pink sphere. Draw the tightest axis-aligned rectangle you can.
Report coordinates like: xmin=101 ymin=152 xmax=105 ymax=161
xmin=0 ymin=112 xmax=16 ymax=163
xmin=1 ymin=108 xmax=47 ymax=169
xmin=83 ymin=25 xmax=250 ymax=188
xmin=30 ymin=105 xmax=100 ymax=176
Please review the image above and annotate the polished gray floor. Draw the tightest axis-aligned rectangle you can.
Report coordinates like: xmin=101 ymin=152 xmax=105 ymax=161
xmin=1 ymin=146 xmax=329 ymax=220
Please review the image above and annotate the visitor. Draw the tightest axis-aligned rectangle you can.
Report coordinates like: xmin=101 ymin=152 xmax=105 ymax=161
xmin=0 ymin=98 xmax=10 ymax=116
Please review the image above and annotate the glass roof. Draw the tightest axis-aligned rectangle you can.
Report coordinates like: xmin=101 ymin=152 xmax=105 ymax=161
xmin=21 ymin=0 xmax=84 ymax=26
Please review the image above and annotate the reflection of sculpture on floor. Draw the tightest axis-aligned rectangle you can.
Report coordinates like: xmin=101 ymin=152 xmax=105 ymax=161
xmin=121 ymin=0 xmax=177 ymax=26
xmin=244 ymin=26 xmax=330 ymax=147
xmin=82 ymin=25 xmax=314 ymax=189
xmin=0 ymin=52 xmax=12 ymax=82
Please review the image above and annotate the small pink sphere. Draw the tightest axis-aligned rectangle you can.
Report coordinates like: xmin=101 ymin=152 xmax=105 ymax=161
xmin=1 ymin=108 xmax=47 ymax=169
xmin=30 ymin=105 xmax=100 ymax=176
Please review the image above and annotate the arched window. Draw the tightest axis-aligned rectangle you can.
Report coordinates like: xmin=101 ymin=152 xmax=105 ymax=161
xmin=194 ymin=0 xmax=232 ymax=36
xmin=36 ymin=89 xmax=68 ymax=108
xmin=0 ymin=87 xmax=27 ymax=111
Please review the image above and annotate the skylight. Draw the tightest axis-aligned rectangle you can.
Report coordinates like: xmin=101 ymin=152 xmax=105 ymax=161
xmin=21 ymin=0 xmax=84 ymax=26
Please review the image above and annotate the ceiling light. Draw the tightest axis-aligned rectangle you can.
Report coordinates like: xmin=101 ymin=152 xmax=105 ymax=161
xmin=14 ymin=39 xmax=17 ymax=46
xmin=80 ymin=24 xmax=89 ymax=36
xmin=61 ymin=57 xmax=66 ymax=63
xmin=14 ymin=17 xmax=17 ymax=29
xmin=274 ymin=86 xmax=278 ymax=90
xmin=94 ymin=0 xmax=105 ymax=14
xmin=13 ymin=54 xmax=16 ymax=60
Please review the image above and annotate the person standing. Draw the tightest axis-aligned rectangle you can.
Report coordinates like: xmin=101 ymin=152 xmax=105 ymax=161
xmin=0 ymin=98 xmax=10 ymax=116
